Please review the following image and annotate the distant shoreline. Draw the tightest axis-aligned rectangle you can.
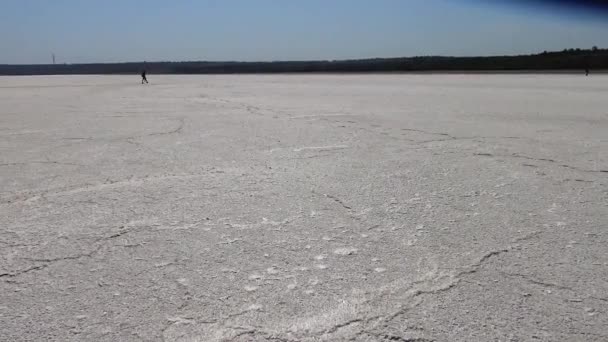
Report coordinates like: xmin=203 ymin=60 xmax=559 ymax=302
xmin=1 ymin=48 xmax=606 ymax=76
xmin=2 ymin=70 xmax=606 ymax=77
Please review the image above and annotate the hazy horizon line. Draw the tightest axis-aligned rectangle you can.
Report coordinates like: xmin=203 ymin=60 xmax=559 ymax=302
xmin=2 ymin=46 xmax=604 ymax=67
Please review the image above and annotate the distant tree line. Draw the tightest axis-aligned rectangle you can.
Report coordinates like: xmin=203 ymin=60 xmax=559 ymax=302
xmin=1 ymin=48 xmax=607 ymax=75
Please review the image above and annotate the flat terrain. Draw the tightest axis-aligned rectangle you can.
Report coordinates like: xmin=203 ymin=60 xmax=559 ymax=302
xmin=1 ymin=74 xmax=607 ymax=341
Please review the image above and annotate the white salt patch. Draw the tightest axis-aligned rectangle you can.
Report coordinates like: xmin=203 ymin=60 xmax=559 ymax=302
xmin=334 ymin=247 xmax=358 ymax=256
xmin=308 ymin=278 xmax=320 ymax=286
xmin=248 ymin=304 xmax=263 ymax=311
xmin=244 ymin=285 xmax=259 ymax=292
xmin=266 ymin=267 xmax=280 ymax=275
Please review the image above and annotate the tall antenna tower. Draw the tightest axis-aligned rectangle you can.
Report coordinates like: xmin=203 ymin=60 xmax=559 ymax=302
xmin=52 ymin=53 xmax=56 ymax=64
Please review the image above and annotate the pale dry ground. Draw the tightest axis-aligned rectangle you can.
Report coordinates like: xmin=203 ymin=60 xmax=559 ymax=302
xmin=1 ymin=74 xmax=607 ymax=342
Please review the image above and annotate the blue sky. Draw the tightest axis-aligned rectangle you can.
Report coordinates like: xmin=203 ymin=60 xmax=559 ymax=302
xmin=1 ymin=0 xmax=607 ymax=64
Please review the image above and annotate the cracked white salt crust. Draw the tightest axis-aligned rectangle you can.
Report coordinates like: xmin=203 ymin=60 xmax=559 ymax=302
xmin=2 ymin=74 xmax=607 ymax=342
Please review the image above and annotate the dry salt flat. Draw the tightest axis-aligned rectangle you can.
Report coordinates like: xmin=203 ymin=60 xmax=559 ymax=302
xmin=1 ymin=74 xmax=607 ymax=341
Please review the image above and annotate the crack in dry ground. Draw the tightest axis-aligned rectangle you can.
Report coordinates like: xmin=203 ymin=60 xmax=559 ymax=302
xmin=474 ymin=152 xmax=608 ymax=174
xmin=0 ymin=264 xmax=49 ymax=279
xmin=0 ymin=224 xmax=147 ymax=281
xmin=500 ymin=271 xmax=574 ymax=291
xmin=323 ymin=193 xmax=353 ymax=210
xmin=398 ymin=127 xmax=534 ymax=145
xmin=0 ymin=161 xmax=84 ymax=167
xmin=0 ymin=245 xmax=104 ymax=280
xmin=0 ymin=172 xmax=221 ymax=204
xmin=147 ymin=117 xmax=185 ymax=137
xmin=370 ymin=334 xmax=435 ymax=342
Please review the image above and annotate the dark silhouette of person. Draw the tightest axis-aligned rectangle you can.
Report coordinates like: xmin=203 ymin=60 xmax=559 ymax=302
xmin=585 ymin=68 xmax=589 ymax=76
xmin=141 ymin=70 xmax=148 ymax=84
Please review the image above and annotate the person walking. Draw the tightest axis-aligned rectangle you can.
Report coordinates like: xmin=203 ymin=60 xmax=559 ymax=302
xmin=141 ymin=70 xmax=149 ymax=84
